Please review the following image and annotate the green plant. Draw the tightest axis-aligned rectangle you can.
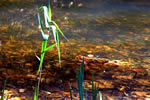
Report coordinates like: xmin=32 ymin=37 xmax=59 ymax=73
xmin=92 ymin=73 xmax=99 ymax=100
xmin=37 ymin=2 xmax=68 ymax=71
xmin=1 ymin=79 xmax=8 ymax=100
xmin=77 ymin=57 xmax=84 ymax=100
xmin=34 ymin=84 xmax=38 ymax=100
xmin=69 ymin=57 xmax=103 ymax=100
xmin=34 ymin=1 xmax=68 ymax=100
xmin=69 ymin=86 xmax=73 ymax=100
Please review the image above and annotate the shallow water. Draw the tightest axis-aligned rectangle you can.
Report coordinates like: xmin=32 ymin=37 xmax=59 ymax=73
xmin=1 ymin=1 xmax=150 ymax=66
xmin=0 ymin=1 xmax=150 ymax=99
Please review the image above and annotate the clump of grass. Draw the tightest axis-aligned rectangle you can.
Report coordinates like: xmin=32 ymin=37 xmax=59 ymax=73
xmin=69 ymin=57 xmax=103 ymax=100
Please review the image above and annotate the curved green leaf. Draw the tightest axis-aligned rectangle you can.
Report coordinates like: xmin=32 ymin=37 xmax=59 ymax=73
xmin=52 ymin=21 xmax=69 ymax=41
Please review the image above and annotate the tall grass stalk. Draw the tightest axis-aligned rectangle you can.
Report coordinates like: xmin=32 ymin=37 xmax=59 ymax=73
xmin=92 ymin=73 xmax=99 ymax=100
xmin=69 ymin=86 xmax=73 ymax=100
xmin=1 ymin=79 xmax=8 ymax=100
xmin=34 ymin=84 xmax=38 ymax=100
xmin=34 ymin=1 xmax=68 ymax=99
xmin=77 ymin=57 xmax=84 ymax=100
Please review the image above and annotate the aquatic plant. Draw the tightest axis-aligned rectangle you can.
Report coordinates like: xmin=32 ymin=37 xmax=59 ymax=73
xmin=69 ymin=57 xmax=103 ymax=100
xmin=1 ymin=79 xmax=8 ymax=100
xmin=77 ymin=57 xmax=84 ymax=100
xmin=69 ymin=86 xmax=73 ymax=100
xmin=37 ymin=2 xmax=68 ymax=71
xmin=34 ymin=84 xmax=38 ymax=100
xmin=92 ymin=73 xmax=99 ymax=100
xmin=34 ymin=1 xmax=68 ymax=100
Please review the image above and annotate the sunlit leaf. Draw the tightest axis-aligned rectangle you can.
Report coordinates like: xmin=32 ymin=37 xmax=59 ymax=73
xmin=39 ymin=6 xmax=51 ymax=28
xmin=51 ymin=25 xmax=61 ymax=65
xmin=52 ymin=21 xmax=69 ymax=41
xmin=48 ymin=1 xmax=52 ymax=22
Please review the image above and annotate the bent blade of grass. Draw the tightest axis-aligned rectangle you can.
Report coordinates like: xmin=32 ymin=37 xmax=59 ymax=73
xmin=38 ymin=13 xmax=49 ymax=40
xmin=52 ymin=21 xmax=69 ymax=41
xmin=1 ymin=79 xmax=7 ymax=100
xmin=39 ymin=6 xmax=51 ymax=28
xmin=51 ymin=25 xmax=61 ymax=65
xmin=43 ymin=43 xmax=56 ymax=53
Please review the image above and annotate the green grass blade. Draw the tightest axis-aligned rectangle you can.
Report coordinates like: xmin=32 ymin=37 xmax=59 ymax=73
xmin=38 ymin=13 xmax=49 ymax=40
xmin=56 ymin=30 xmax=61 ymax=65
xmin=43 ymin=43 xmax=56 ymax=53
xmin=34 ymin=85 xmax=38 ymax=100
xmin=40 ymin=6 xmax=51 ymax=28
xmin=52 ymin=21 xmax=69 ymax=41
xmin=51 ymin=25 xmax=61 ymax=66
xmin=69 ymin=87 xmax=73 ymax=100
xmin=92 ymin=73 xmax=99 ymax=100
xmin=38 ymin=13 xmax=44 ymax=31
xmin=48 ymin=1 xmax=52 ymax=22
xmin=1 ymin=79 xmax=7 ymax=100
xmin=77 ymin=57 xmax=85 ymax=100
xmin=38 ymin=40 xmax=47 ymax=72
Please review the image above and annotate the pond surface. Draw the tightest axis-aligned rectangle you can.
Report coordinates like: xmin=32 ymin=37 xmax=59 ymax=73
xmin=0 ymin=0 xmax=150 ymax=99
